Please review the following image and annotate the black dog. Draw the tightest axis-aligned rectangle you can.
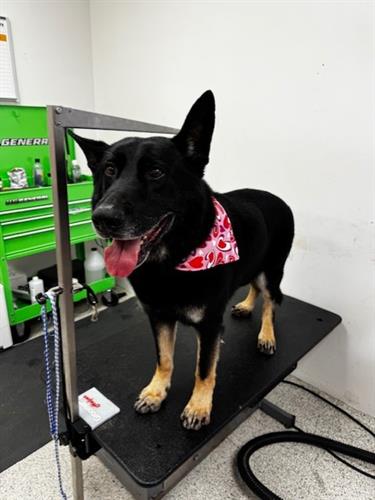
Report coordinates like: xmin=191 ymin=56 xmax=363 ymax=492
xmin=70 ymin=91 xmax=294 ymax=430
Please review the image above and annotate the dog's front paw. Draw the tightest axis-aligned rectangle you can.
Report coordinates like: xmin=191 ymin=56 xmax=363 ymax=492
xmin=134 ymin=387 xmax=166 ymax=414
xmin=180 ymin=403 xmax=211 ymax=431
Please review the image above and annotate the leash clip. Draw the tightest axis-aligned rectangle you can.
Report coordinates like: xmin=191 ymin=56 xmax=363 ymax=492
xmin=90 ymin=303 xmax=99 ymax=322
xmin=82 ymin=284 xmax=99 ymax=322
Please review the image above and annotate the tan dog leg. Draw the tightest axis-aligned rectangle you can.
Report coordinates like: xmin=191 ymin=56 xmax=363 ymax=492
xmin=257 ymin=290 xmax=276 ymax=355
xmin=181 ymin=335 xmax=220 ymax=430
xmin=135 ymin=321 xmax=177 ymax=413
xmin=232 ymin=284 xmax=259 ymax=317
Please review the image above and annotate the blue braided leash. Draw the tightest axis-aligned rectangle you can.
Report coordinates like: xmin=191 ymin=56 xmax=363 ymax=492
xmin=41 ymin=290 xmax=68 ymax=500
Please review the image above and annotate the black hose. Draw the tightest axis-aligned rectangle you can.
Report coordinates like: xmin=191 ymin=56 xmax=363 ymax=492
xmin=237 ymin=430 xmax=375 ymax=500
xmin=237 ymin=380 xmax=375 ymax=498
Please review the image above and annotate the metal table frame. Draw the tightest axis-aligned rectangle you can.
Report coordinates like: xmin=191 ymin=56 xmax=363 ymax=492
xmin=47 ymin=105 xmax=178 ymax=500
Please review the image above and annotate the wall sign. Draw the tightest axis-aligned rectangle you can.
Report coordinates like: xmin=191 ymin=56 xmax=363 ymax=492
xmin=0 ymin=17 xmax=19 ymax=102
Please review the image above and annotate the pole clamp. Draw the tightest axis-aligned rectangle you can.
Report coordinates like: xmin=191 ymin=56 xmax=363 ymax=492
xmin=62 ymin=418 xmax=101 ymax=460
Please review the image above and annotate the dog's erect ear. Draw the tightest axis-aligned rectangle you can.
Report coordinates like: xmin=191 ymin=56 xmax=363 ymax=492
xmin=68 ymin=131 xmax=109 ymax=171
xmin=172 ymin=90 xmax=215 ymax=177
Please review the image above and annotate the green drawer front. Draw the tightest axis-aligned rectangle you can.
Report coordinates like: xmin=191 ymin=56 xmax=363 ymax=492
xmin=68 ymin=181 xmax=93 ymax=201
xmin=0 ymin=181 xmax=93 ymax=218
xmin=0 ymin=187 xmax=53 ymax=217
xmin=4 ymin=220 xmax=96 ymax=259
xmin=0 ymin=181 xmax=95 ymax=259
xmin=1 ymin=201 xmax=92 ymax=237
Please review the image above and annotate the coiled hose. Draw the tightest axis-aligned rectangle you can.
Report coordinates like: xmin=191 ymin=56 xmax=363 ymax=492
xmin=237 ymin=381 xmax=375 ymax=499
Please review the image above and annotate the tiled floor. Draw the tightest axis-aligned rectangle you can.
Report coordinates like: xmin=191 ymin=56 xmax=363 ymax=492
xmin=1 ymin=376 xmax=374 ymax=500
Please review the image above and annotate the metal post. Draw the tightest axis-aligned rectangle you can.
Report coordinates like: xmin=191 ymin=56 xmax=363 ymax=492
xmin=47 ymin=106 xmax=84 ymax=500
xmin=47 ymin=104 xmax=178 ymax=500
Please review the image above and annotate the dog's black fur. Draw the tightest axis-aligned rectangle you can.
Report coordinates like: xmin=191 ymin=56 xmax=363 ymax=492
xmin=71 ymin=91 xmax=294 ymax=430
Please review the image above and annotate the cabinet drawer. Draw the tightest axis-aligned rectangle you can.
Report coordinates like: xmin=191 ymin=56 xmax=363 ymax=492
xmin=1 ymin=202 xmax=92 ymax=237
xmin=3 ymin=220 xmax=96 ymax=259
xmin=0 ymin=182 xmax=93 ymax=221
xmin=0 ymin=182 xmax=95 ymax=259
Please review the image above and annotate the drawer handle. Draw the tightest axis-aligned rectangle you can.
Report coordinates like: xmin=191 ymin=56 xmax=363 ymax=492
xmin=0 ymin=198 xmax=91 ymax=216
xmin=3 ymin=220 xmax=92 ymax=240
xmin=1 ymin=207 xmax=91 ymax=226
xmin=2 ymin=213 xmax=54 ymax=225
xmin=68 ymin=207 xmax=91 ymax=216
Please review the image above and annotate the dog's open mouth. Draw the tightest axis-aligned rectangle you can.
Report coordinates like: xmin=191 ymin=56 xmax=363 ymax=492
xmin=104 ymin=213 xmax=174 ymax=277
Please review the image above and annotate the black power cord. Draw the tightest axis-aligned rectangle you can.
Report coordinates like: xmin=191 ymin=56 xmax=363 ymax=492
xmin=283 ymin=380 xmax=375 ymax=480
xmin=237 ymin=380 xmax=375 ymax=499
xmin=283 ymin=380 xmax=375 ymax=438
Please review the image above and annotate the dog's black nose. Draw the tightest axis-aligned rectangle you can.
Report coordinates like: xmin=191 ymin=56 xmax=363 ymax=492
xmin=92 ymin=205 xmax=123 ymax=233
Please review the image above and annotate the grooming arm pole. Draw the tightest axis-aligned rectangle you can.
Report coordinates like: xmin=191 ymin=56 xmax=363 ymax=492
xmin=47 ymin=105 xmax=178 ymax=500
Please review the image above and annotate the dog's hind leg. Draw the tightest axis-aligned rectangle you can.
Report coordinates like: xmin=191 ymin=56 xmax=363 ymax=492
xmin=257 ymin=288 xmax=276 ymax=355
xmin=257 ymin=271 xmax=282 ymax=355
xmin=231 ymin=283 xmax=259 ymax=317
xmin=181 ymin=324 xmax=221 ymax=430
xmin=134 ymin=319 xmax=176 ymax=414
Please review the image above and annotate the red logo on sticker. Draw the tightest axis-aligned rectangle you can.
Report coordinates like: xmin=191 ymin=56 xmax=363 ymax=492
xmin=83 ymin=395 xmax=101 ymax=408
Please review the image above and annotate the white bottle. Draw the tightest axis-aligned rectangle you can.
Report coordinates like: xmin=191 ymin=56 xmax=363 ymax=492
xmin=84 ymin=248 xmax=105 ymax=283
xmin=71 ymin=160 xmax=82 ymax=183
xmin=29 ymin=276 xmax=44 ymax=303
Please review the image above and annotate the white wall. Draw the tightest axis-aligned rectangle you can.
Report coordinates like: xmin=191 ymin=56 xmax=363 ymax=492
xmin=2 ymin=0 xmax=95 ymax=274
xmin=89 ymin=1 xmax=375 ymax=416
xmin=2 ymin=0 xmax=94 ymax=108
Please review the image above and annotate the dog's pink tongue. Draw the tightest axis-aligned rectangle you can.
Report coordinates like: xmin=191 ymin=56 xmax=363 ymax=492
xmin=104 ymin=239 xmax=141 ymax=277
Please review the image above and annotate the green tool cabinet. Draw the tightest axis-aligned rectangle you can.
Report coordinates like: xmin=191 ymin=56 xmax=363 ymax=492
xmin=0 ymin=105 xmax=115 ymax=338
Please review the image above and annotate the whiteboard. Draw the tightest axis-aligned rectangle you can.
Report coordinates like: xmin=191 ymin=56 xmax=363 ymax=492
xmin=0 ymin=17 xmax=19 ymax=102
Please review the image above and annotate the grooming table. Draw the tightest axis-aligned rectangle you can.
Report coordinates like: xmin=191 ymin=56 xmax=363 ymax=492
xmin=76 ymin=286 xmax=341 ymax=499
xmin=45 ymin=105 xmax=341 ymax=499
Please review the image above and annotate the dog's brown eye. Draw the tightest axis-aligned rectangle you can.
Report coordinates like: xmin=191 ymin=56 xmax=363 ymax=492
xmin=147 ymin=168 xmax=164 ymax=180
xmin=104 ymin=165 xmax=117 ymax=177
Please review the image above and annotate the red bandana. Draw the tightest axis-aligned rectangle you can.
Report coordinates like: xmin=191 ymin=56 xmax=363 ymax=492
xmin=176 ymin=197 xmax=240 ymax=271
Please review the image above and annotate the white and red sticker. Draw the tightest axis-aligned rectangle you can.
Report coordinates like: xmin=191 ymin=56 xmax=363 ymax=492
xmin=176 ymin=197 xmax=240 ymax=272
xmin=79 ymin=387 xmax=120 ymax=430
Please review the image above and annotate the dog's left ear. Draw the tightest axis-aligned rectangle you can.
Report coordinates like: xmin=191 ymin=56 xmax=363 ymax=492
xmin=172 ymin=90 xmax=215 ymax=177
xmin=68 ymin=130 xmax=109 ymax=172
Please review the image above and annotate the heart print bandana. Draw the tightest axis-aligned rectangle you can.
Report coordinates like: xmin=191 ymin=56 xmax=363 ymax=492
xmin=176 ymin=197 xmax=240 ymax=271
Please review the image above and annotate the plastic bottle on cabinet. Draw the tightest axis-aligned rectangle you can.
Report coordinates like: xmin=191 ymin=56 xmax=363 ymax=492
xmin=84 ymin=248 xmax=105 ymax=283
xmin=33 ymin=159 xmax=44 ymax=187
xmin=29 ymin=276 xmax=44 ymax=303
xmin=71 ymin=160 xmax=82 ymax=183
